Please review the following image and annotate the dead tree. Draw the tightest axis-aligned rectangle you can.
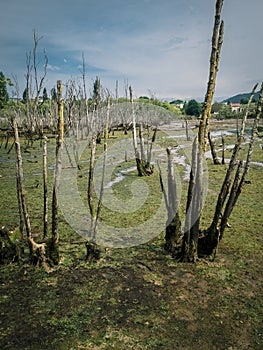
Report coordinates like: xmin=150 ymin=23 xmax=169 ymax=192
xmin=218 ymin=83 xmax=263 ymax=240
xmin=24 ymin=51 xmax=33 ymax=134
xmin=203 ymin=83 xmax=259 ymax=255
xmin=161 ymin=0 xmax=224 ymax=262
xmin=13 ymin=118 xmax=48 ymax=268
xmin=185 ymin=118 xmax=191 ymax=141
xmin=163 ymin=0 xmax=262 ymax=262
xmin=23 ymin=31 xmax=48 ymax=139
xmin=180 ymin=0 xmax=224 ymax=262
xmin=208 ymin=131 xmax=220 ymax=164
xmin=221 ymin=134 xmax=225 ymax=164
xmin=129 ymin=86 xmax=155 ymax=176
xmin=0 ymin=227 xmax=21 ymax=264
xmin=50 ymin=80 xmax=64 ymax=264
xmin=80 ymin=52 xmax=90 ymax=136
xmin=198 ymin=0 xmax=224 ymax=153
xmin=163 ymin=148 xmax=182 ymax=256
xmin=43 ymin=136 xmax=48 ymax=238
xmin=32 ymin=31 xmax=48 ymax=134
xmin=86 ymin=96 xmax=111 ymax=262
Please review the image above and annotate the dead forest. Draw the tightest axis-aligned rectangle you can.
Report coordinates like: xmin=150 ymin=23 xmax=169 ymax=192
xmin=0 ymin=0 xmax=262 ymax=270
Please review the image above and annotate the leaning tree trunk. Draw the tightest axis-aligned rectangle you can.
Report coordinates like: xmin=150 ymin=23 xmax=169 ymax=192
xmin=13 ymin=118 xmax=49 ymax=268
xmin=219 ymin=83 xmax=263 ymax=240
xmin=203 ymin=83 xmax=259 ymax=255
xmin=208 ymin=131 xmax=220 ymax=164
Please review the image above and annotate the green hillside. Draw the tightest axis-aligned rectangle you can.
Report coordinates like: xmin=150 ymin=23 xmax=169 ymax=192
xmin=223 ymin=90 xmax=260 ymax=103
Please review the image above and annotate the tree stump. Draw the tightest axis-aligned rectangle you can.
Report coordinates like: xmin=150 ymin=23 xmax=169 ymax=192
xmin=0 ymin=227 xmax=21 ymax=264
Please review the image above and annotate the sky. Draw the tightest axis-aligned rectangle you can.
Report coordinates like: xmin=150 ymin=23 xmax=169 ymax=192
xmin=0 ymin=0 xmax=262 ymax=101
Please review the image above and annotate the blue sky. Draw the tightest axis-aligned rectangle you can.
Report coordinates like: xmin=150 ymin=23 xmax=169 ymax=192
xmin=0 ymin=0 xmax=262 ymax=101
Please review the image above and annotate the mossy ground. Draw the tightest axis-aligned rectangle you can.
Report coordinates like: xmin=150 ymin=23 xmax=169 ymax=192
xmin=0 ymin=120 xmax=262 ymax=349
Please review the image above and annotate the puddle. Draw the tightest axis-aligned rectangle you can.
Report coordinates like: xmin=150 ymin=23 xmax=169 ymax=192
xmin=104 ymin=166 xmax=137 ymax=189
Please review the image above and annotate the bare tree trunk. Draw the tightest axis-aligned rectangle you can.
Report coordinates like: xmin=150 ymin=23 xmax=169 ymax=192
xmin=13 ymin=118 xmax=49 ymax=267
xmin=219 ymin=83 xmax=263 ymax=239
xmin=182 ymin=137 xmax=198 ymax=261
xmin=12 ymin=120 xmax=24 ymax=239
xmin=221 ymin=134 xmax=225 ymax=164
xmin=13 ymin=119 xmax=32 ymax=239
xmin=147 ymin=127 xmax=157 ymax=165
xmin=164 ymin=148 xmax=182 ymax=256
xmin=130 ymin=86 xmax=142 ymax=176
xmin=208 ymin=131 xmax=220 ymax=164
xmin=188 ymin=144 xmax=204 ymax=261
xmin=199 ymin=0 xmax=224 ymax=152
xmin=94 ymin=96 xmax=110 ymax=232
xmin=25 ymin=51 xmax=32 ymax=133
xmin=204 ymin=83 xmax=258 ymax=254
xmin=180 ymin=0 xmax=224 ymax=261
xmin=81 ymin=52 xmax=89 ymax=136
xmin=157 ymin=161 xmax=169 ymax=213
xmin=209 ymin=85 xmax=257 ymax=231
xmin=32 ymin=31 xmax=48 ymax=134
xmin=43 ymin=136 xmax=48 ymax=238
xmin=219 ymin=160 xmax=243 ymax=238
xmin=129 ymin=86 xmax=154 ymax=176
xmin=16 ymin=167 xmax=24 ymax=239
xmin=139 ymin=123 xmax=146 ymax=163
xmin=50 ymin=80 xmax=64 ymax=264
xmin=87 ymin=136 xmax=97 ymax=238
xmin=185 ymin=118 xmax=190 ymax=141
xmin=86 ymin=98 xmax=111 ymax=262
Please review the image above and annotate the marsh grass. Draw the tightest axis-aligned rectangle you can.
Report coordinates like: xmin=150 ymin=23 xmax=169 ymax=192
xmin=0 ymin=125 xmax=262 ymax=349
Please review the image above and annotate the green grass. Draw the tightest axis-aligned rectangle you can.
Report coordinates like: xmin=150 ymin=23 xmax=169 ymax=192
xmin=0 ymin=124 xmax=262 ymax=349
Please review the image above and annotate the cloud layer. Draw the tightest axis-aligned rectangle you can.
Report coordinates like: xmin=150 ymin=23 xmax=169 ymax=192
xmin=1 ymin=0 xmax=262 ymax=100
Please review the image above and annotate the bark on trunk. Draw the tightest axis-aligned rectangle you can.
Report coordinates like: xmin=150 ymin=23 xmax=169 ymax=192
xmin=221 ymin=134 xmax=225 ymax=164
xmin=164 ymin=148 xmax=182 ymax=255
xmin=198 ymin=0 xmax=224 ymax=152
xmin=205 ymin=83 xmax=258 ymax=254
xmin=208 ymin=131 xmax=220 ymax=164
xmin=130 ymin=86 xmax=154 ymax=176
xmin=87 ymin=136 xmax=97 ymax=240
xmin=86 ymin=98 xmax=111 ymax=262
xmin=0 ymin=227 xmax=21 ymax=264
xmin=13 ymin=119 xmax=32 ymax=239
xmin=180 ymin=0 xmax=224 ymax=261
xmin=219 ymin=160 xmax=243 ymax=238
xmin=185 ymin=119 xmax=190 ymax=141
xmin=182 ymin=137 xmax=198 ymax=260
xmin=94 ymin=96 xmax=110 ymax=234
xmin=219 ymin=83 xmax=263 ymax=239
xmin=43 ymin=136 xmax=48 ymax=238
xmin=50 ymin=80 xmax=64 ymax=264
xmin=13 ymin=118 xmax=49 ymax=267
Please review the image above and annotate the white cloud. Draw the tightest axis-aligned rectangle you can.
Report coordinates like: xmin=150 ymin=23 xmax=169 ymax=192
xmin=47 ymin=64 xmax=60 ymax=71
xmin=0 ymin=0 xmax=262 ymax=99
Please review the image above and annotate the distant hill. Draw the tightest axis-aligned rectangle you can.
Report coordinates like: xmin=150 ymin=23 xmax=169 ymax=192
xmin=223 ymin=91 xmax=260 ymax=104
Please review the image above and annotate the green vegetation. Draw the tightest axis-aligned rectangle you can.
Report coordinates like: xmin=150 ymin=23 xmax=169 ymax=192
xmin=0 ymin=122 xmax=262 ymax=349
xmin=224 ymin=90 xmax=261 ymax=104
xmin=185 ymin=99 xmax=202 ymax=117
xmin=0 ymin=72 xmax=12 ymax=109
